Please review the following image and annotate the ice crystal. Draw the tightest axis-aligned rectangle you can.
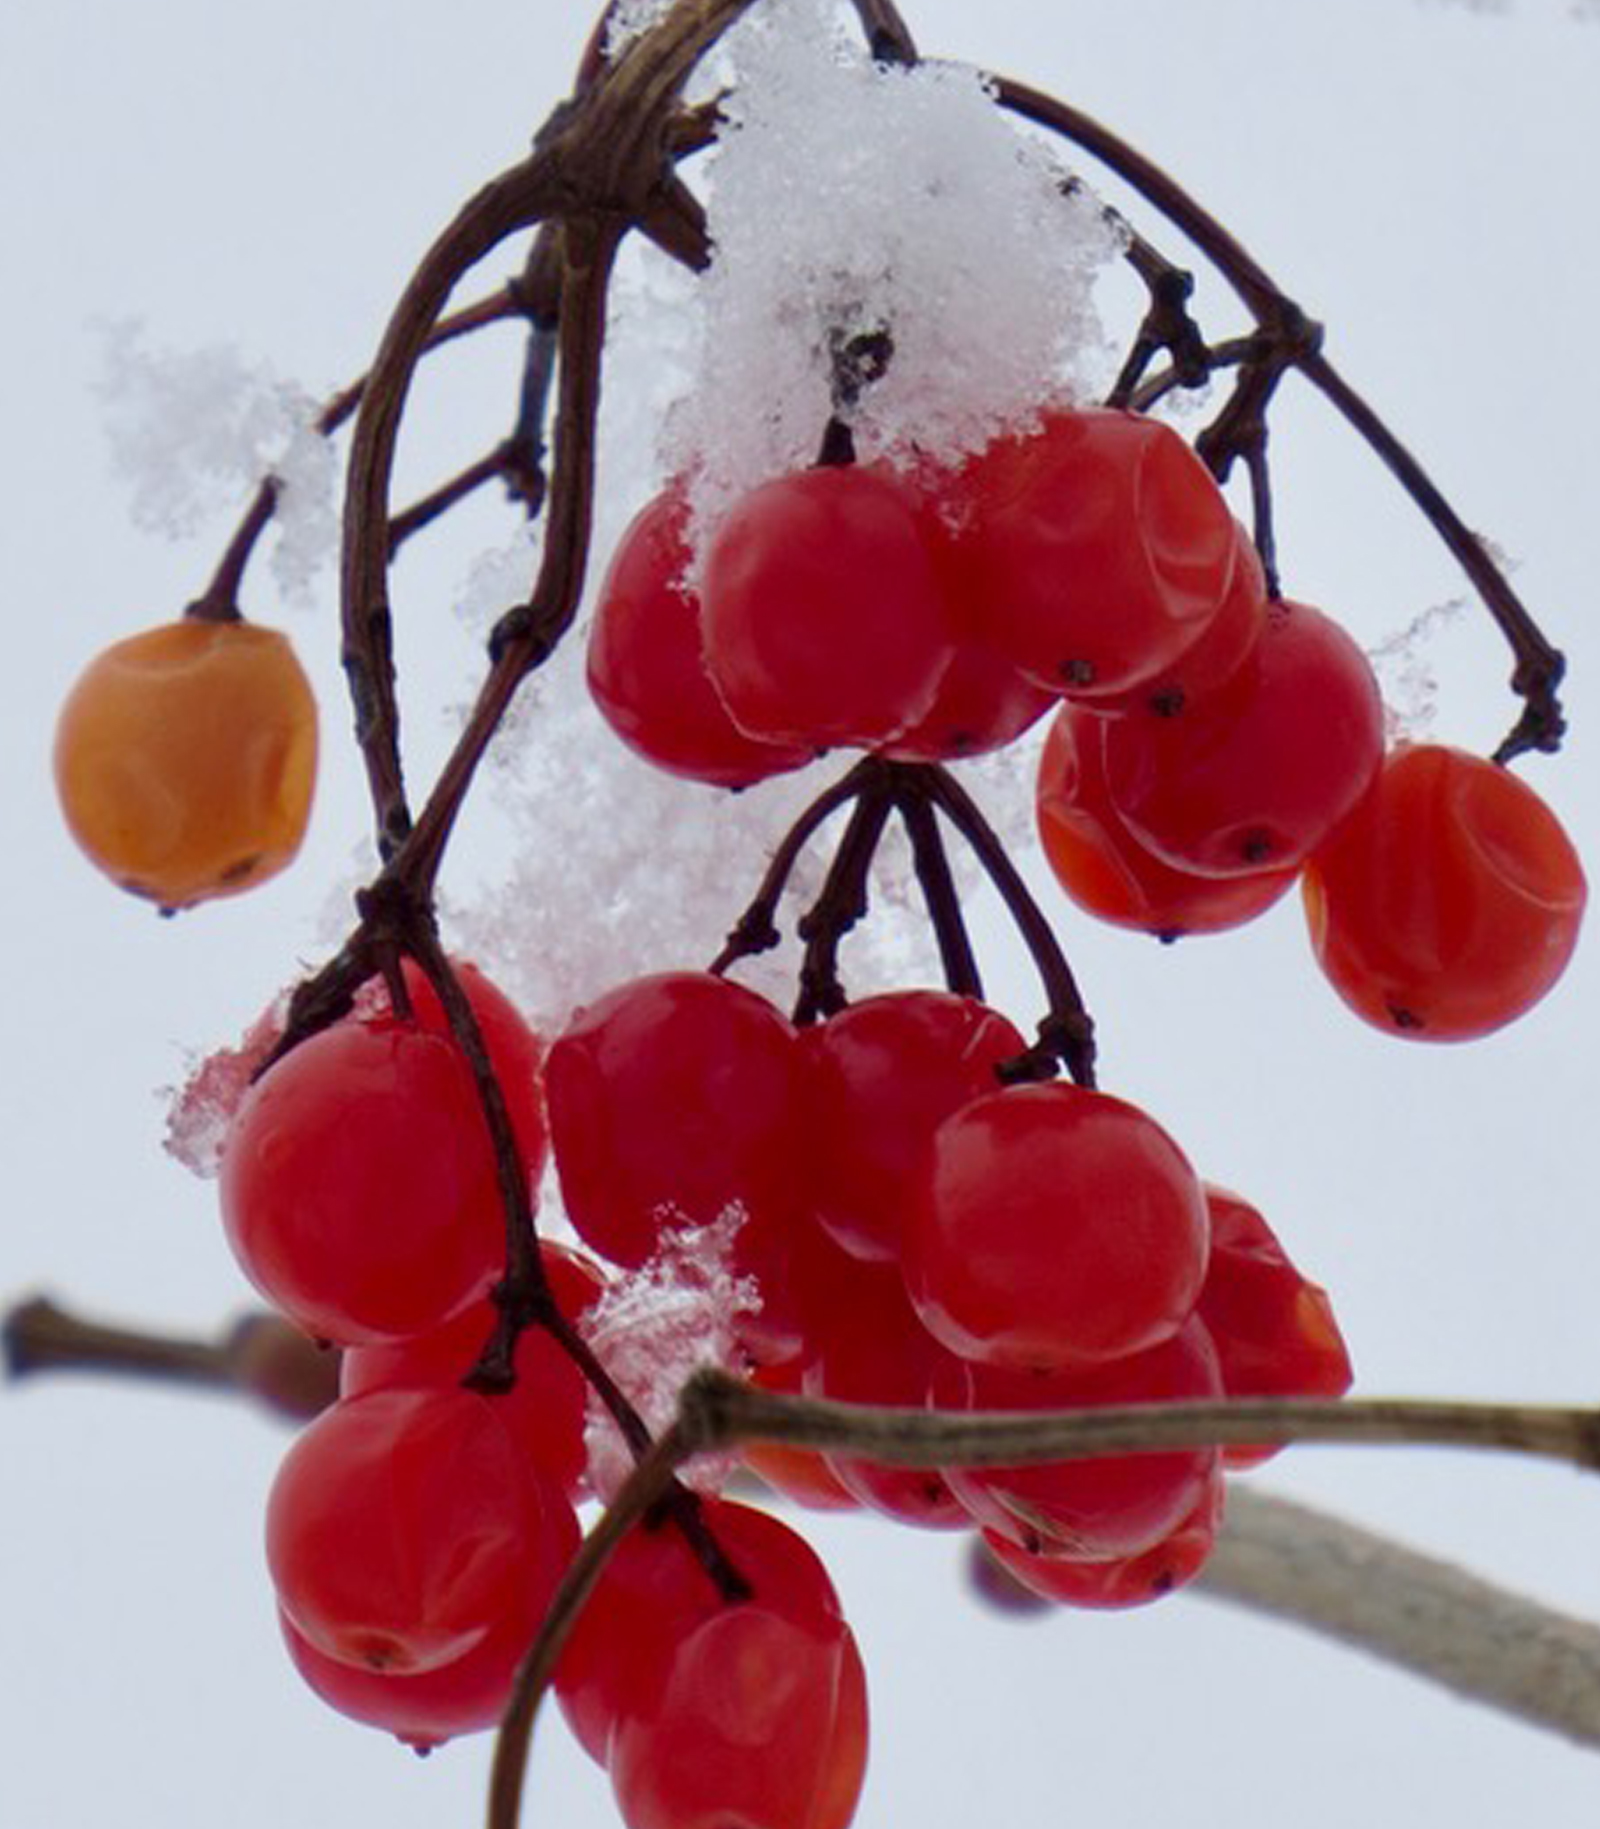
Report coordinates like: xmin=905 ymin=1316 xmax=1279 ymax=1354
xmin=580 ymin=1207 xmax=761 ymax=1500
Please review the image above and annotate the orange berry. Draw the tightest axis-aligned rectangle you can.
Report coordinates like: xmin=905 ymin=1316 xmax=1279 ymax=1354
xmin=53 ymin=617 xmax=317 ymax=910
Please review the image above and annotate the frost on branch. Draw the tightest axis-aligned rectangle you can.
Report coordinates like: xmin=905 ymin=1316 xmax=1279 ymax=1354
xmin=95 ymin=322 xmax=337 ymax=599
xmin=580 ymin=1207 xmax=760 ymax=1501
xmin=665 ymin=0 xmax=1123 ymax=543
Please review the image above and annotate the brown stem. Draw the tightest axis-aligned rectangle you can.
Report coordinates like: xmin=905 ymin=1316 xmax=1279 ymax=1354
xmin=679 ymin=1368 xmax=1600 ymax=1475
xmin=3 ymin=1297 xmax=339 ymax=1423
xmin=340 ymin=158 xmax=565 ymax=863
xmin=918 ymin=764 xmax=1097 ymax=1088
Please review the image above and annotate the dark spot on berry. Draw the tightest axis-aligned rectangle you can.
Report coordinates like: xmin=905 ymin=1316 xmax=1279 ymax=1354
xmin=1150 ymin=686 xmax=1186 ymax=718
xmin=1150 ymin=1568 xmax=1176 ymax=1596
xmin=1388 ymin=1003 xmax=1424 ymax=1030
xmin=1240 ymin=830 xmax=1275 ymax=865
xmin=1059 ymin=657 xmax=1096 ymax=686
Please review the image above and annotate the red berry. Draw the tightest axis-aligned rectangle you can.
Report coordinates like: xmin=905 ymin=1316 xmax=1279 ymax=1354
xmin=905 ymin=1082 xmax=1210 ymax=1372
xmin=949 ymin=408 xmax=1239 ymax=701
xmin=700 ymin=464 xmax=956 ymax=750
xmin=979 ymin=1468 xmax=1224 ymax=1609
xmin=800 ymin=989 xmax=1026 ymax=1261
xmin=947 ymin=1321 xmax=1223 ymax=1559
xmin=555 ymin=1498 xmax=849 ymax=1768
xmin=267 ymin=1386 xmax=578 ymax=1677
xmin=220 ymin=1016 xmax=509 ymax=1345
xmin=1196 ymin=1184 xmax=1352 ymax=1469
xmin=545 ymin=971 xmax=805 ymax=1271
xmin=1036 ymin=702 xmax=1297 ymax=939
xmin=1101 ymin=599 xmax=1385 ymax=878
xmin=587 ymin=487 xmax=813 ymax=787
xmin=278 ymin=1603 xmax=539 ymax=1751
xmin=1301 ymin=743 xmax=1586 ymax=1040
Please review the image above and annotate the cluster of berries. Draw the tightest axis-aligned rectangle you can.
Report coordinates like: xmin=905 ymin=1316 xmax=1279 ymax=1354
xmin=547 ymin=969 xmax=1351 ymax=1609
xmin=213 ymin=951 xmax=1349 ymax=1820
xmin=591 ymin=406 xmax=1585 ymax=1041
xmin=214 ymin=960 xmax=868 ymax=1829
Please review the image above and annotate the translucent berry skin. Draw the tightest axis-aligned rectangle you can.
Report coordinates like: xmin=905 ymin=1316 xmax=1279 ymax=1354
xmin=979 ymin=1468 xmax=1224 ymax=1610
xmin=586 ymin=487 xmax=813 ymax=787
xmin=949 ymin=408 xmax=1238 ymax=701
xmin=609 ymin=1600 xmax=868 ymax=1829
xmin=947 ymin=1321 xmax=1223 ymax=1559
xmin=1197 ymin=1184 xmax=1352 ymax=1469
xmin=1102 ymin=599 xmax=1385 ymax=878
xmin=339 ymin=1240 xmax=606 ymax=1498
xmin=906 ymin=1082 xmax=1210 ymax=1372
xmin=279 ymin=1603 xmax=537 ymax=1751
xmin=554 ymin=1498 xmax=849 ymax=1768
xmin=1301 ymin=743 xmax=1586 ymax=1040
xmin=53 ymin=617 xmax=316 ymax=909
xmin=220 ymin=1017 xmax=508 ymax=1346
xmin=1036 ymin=703 xmax=1297 ymax=940
xmin=267 ymin=1386 xmax=579 ymax=1677
xmin=545 ymin=972 xmax=806 ymax=1272
xmin=700 ymin=464 xmax=956 ymax=750
xmin=800 ymin=990 xmax=1026 ymax=1261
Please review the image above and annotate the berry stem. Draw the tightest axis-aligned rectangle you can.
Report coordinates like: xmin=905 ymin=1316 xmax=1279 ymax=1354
xmin=708 ymin=758 xmax=882 ymax=976
xmin=792 ymin=777 xmax=897 ymax=1023
xmin=917 ymin=763 xmax=1098 ymax=1087
xmin=897 ymin=790 xmax=985 ymax=1001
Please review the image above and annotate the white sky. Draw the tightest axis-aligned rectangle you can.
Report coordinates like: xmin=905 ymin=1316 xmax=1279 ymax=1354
xmin=4 ymin=2 xmax=1600 ymax=1826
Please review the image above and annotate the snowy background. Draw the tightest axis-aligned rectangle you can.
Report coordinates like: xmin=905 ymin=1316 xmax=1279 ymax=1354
xmin=3 ymin=1 xmax=1599 ymax=1825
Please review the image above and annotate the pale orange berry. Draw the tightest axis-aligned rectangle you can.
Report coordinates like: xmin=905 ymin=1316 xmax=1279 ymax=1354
xmin=53 ymin=617 xmax=318 ymax=909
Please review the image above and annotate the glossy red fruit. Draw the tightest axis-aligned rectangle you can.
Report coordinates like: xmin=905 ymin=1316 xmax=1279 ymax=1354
xmin=800 ymin=990 xmax=1026 ymax=1261
xmin=1302 ymin=743 xmax=1586 ymax=1040
xmin=554 ymin=1498 xmax=850 ymax=1769
xmin=220 ymin=1016 xmax=509 ymax=1345
xmin=947 ymin=1321 xmax=1223 ymax=1559
xmin=948 ymin=408 xmax=1239 ymax=701
xmin=1036 ymin=703 xmax=1297 ymax=940
xmin=609 ymin=1597 xmax=867 ymax=1829
xmin=1101 ymin=599 xmax=1385 ymax=878
xmin=586 ymin=487 xmax=813 ymax=787
xmin=1196 ymin=1184 xmax=1352 ymax=1469
xmin=979 ymin=1467 xmax=1224 ymax=1609
xmin=906 ymin=1082 xmax=1210 ymax=1372
xmin=279 ymin=1604 xmax=538 ymax=1751
xmin=267 ymin=1386 xmax=578 ymax=1677
xmin=545 ymin=972 xmax=806 ymax=1278
xmin=339 ymin=1240 xmax=606 ymax=1498
xmin=700 ymin=463 xmax=956 ymax=750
